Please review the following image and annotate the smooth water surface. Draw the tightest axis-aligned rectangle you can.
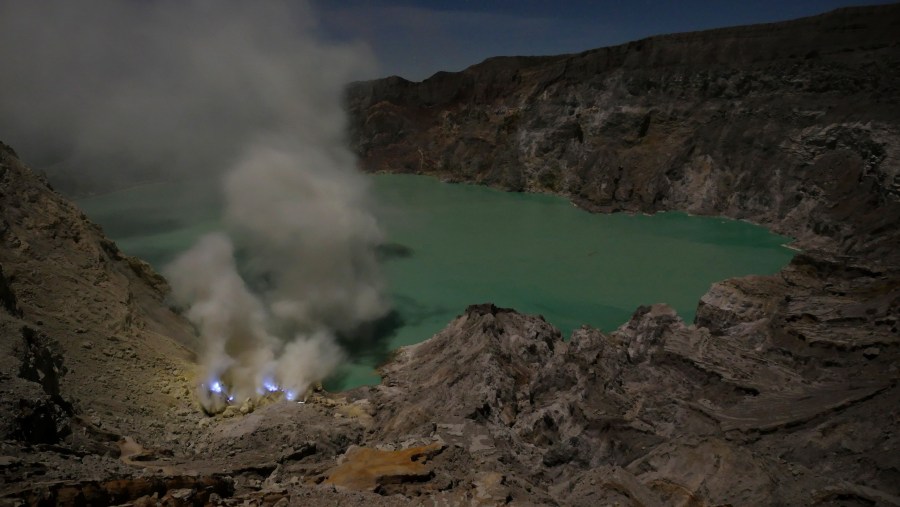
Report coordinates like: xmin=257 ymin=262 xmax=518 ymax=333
xmin=79 ymin=174 xmax=795 ymax=389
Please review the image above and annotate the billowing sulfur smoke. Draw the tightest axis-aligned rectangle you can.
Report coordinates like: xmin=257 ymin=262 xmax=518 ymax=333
xmin=168 ymin=138 xmax=389 ymax=409
xmin=0 ymin=1 xmax=388 ymax=410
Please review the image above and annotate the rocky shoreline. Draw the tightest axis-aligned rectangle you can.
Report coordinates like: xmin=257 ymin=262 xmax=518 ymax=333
xmin=2 ymin=5 xmax=900 ymax=506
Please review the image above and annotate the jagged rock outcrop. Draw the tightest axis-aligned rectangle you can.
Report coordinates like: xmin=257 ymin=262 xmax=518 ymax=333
xmin=346 ymin=4 xmax=900 ymax=259
xmin=354 ymin=297 xmax=897 ymax=505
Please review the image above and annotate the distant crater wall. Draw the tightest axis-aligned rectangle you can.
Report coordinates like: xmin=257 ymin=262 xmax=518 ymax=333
xmin=346 ymin=5 xmax=900 ymax=261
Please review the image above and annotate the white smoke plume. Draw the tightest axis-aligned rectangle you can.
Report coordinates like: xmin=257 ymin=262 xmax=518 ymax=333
xmin=168 ymin=137 xmax=389 ymax=409
xmin=0 ymin=1 xmax=389 ymax=410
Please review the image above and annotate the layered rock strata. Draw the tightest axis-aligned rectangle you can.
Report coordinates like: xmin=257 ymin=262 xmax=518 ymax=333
xmin=346 ymin=4 xmax=900 ymax=259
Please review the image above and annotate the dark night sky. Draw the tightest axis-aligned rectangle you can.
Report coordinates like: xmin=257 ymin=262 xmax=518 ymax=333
xmin=312 ymin=0 xmax=896 ymax=81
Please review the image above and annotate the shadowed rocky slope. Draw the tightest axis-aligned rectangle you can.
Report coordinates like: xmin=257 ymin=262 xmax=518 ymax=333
xmin=2 ymin=5 xmax=900 ymax=506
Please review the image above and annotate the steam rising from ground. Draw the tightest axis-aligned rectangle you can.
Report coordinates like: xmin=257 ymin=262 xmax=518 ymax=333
xmin=168 ymin=140 xmax=389 ymax=409
xmin=0 ymin=1 xmax=387 ymax=410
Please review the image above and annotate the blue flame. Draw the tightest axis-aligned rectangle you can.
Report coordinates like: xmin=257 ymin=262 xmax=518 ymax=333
xmin=263 ymin=378 xmax=280 ymax=393
xmin=206 ymin=377 xmax=299 ymax=404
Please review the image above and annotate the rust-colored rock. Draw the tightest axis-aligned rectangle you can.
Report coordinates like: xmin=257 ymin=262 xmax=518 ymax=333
xmin=324 ymin=443 xmax=444 ymax=492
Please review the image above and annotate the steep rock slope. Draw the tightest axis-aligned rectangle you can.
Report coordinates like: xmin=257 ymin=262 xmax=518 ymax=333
xmin=347 ymin=4 xmax=900 ymax=258
xmin=0 ymin=142 xmax=207 ymax=493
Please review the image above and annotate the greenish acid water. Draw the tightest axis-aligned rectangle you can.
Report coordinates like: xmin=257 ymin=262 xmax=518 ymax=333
xmin=79 ymin=174 xmax=795 ymax=390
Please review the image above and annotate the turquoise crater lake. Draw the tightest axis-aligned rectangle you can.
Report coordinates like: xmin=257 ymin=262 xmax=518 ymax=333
xmin=79 ymin=174 xmax=795 ymax=389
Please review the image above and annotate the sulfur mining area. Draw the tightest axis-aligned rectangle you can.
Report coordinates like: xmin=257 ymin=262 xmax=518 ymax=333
xmin=2 ymin=4 xmax=900 ymax=506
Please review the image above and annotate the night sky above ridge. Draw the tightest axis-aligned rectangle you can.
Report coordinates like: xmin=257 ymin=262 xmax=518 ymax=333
xmin=313 ymin=0 xmax=896 ymax=81
xmin=0 ymin=0 xmax=895 ymax=184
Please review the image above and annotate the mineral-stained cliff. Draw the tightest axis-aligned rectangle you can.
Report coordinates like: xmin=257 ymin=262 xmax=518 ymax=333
xmin=346 ymin=4 xmax=900 ymax=260
xmin=2 ymin=5 xmax=900 ymax=507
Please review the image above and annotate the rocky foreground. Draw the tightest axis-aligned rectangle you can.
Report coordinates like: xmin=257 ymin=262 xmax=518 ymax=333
xmin=2 ymin=5 xmax=900 ymax=506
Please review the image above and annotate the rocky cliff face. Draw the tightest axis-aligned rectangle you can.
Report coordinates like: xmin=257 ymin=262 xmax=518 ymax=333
xmin=2 ymin=5 xmax=900 ymax=506
xmin=0 ymin=141 xmax=198 ymax=433
xmin=0 ymin=142 xmax=214 ymax=498
xmin=347 ymin=4 xmax=900 ymax=259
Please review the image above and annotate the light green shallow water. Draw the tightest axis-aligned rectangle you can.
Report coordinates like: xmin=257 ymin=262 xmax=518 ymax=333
xmin=79 ymin=174 xmax=795 ymax=390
